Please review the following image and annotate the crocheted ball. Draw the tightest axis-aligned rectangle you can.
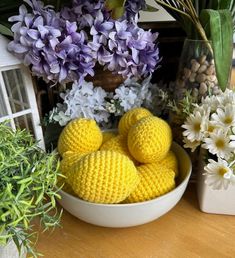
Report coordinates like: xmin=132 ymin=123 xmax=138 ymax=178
xmin=71 ymin=150 xmax=139 ymax=204
xmin=118 ymin=107 xmax=152 ymax=136
xmin=159 ymin=151 xmax=178 ymax=177
xmin=57 ymin=118 xmax=102 ymax=155
xmin=100 ymin=135 xmax=135 ymax=162
xmin=58 ymin=151 xmax=84 ymax=194
xmin=102 ymin=131 xmax=117 ymax=144
xmin=128 ymin=116 xmax=172 ymax=163
xmin=125 ymin=163 xmax=175 ymax=203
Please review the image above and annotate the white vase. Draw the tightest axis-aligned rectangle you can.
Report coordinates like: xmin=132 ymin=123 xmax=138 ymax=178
xmin=197 ymin=150 xmax=235 ymax=215
xmin=0 ymin=239 xmax=26 ymax=258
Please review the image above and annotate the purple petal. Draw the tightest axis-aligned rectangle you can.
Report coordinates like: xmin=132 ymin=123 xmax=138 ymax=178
xmin=38 ymin=25 xmax=49 ymax=38
xmin=50 ymin=62 xmax=60 ymax=74
xmin=35 ymin=39 xmax=45 ymax=48
xmin=27 ymin=29 xmax=39 ymax=40
xmin=59 ymin=66 xmax=67 ymax=82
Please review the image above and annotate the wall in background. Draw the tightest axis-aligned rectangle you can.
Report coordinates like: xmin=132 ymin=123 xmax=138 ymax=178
xmin=139 ymin=0 xmax=174 ymax=22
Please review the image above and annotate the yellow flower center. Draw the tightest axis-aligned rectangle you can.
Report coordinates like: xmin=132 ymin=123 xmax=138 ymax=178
xmin=215 ymin=139 xmax=225 ymax=149
xmin=218 ymin=167 xmax=228 ymax=176
xmin=193 ymin=122 xmax=201 ymax=132
xmin=224 ymin=117 xmax=233 ymax=125
xmin=208 ymin=125 xmax=215 ymax=133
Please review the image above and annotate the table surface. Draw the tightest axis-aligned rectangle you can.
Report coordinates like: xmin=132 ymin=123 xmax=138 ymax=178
xmin=36 ymin=183 xmax=235 ymax=258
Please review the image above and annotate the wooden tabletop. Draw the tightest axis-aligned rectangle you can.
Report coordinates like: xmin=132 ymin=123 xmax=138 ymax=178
xmin=36 ymin=183 xmax=235 ymax=258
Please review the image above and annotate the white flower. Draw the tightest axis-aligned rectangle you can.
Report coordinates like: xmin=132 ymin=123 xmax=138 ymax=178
xmin=114 ymin=86 xmax=138 ymax=111
xmin=217 ymin=89 xmax=235 ymax=106
xmin=211 ymin=104 xmax=235 ymax=128
xmin=204 ymin=158 xmax=233 ymax=190
xmin=202 ymin=129 xmax=233 ymax=159
xmin=182 ymin=111 xmax=205 ymax=141
xmin=53 ymin=111 xmax=71 ymax=126
xmin=183 ymin=138 xmax=201 ymax=152
xmin=201 ymin=95 xmax=220 ymax=112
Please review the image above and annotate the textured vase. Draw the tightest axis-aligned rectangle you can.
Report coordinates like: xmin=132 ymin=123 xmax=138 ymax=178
xmin=197 ymin=149 xmax=235 ymax=215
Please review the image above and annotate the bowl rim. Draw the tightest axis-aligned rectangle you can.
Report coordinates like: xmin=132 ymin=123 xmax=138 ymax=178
xmin=58 ymin=141 xmax=192 ymax=208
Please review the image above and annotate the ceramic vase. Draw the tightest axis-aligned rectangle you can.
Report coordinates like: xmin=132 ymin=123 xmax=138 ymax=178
xmin=197 ymin=149 xmax=235 ymax=215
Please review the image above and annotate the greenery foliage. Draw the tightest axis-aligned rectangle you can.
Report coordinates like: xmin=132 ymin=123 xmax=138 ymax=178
xmin=0 ymin=123 xmax=62 ymax=257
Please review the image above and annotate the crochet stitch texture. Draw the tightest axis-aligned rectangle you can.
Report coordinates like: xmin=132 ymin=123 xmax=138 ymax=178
xmin=58 ymin=151 xmax=84 ymax=194
xmin=57 ymin=118 xmax=102 ymax=155
xmin=128 ymin=116 xmax=172 ymax=163
xmin=126 ymin=163 xmax=175 ymax=203
xmin=158 ymin=151 xmax=178 ymax=177
xmin=118 ymin=107 xmax=152 ymax=136
xmin=100 ymin=135 xmax=136 ymax=162
xmin=102 ymin=131 xmax=117 ymax=144
xmin=71 ymin=150 xmax=139 ymax=204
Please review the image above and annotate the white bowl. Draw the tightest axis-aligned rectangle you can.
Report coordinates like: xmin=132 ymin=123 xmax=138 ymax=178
xmin=57 ymin=142 xmax=192 ymax=228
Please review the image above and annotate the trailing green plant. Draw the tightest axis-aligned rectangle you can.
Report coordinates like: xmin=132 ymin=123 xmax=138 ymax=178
xmin=0 ymin=122 xmax=62 ymax=257
xmin=105 ymin=0 xmax=234 ymax=92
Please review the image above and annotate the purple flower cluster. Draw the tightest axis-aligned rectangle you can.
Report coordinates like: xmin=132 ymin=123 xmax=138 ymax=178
xmin=8 ymin=0 xmax=94 ymax=84
xmin=8 ymin=0 xmax=160 ymax=84
xmin=89 ymin=11 xmax=160 ymax=78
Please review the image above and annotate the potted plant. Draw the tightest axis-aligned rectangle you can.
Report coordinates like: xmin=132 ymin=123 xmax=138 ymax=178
xmin=0 ymin=122 xmax=61 ymax=257
xmin=182 ymin=89 xmax=235 ymax=215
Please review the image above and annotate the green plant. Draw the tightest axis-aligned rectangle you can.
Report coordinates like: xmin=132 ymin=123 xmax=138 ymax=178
xmin=0 ymin=122 xmax=62 ymax=257
xmin=106 ymin=0 xmax=234 ymax=92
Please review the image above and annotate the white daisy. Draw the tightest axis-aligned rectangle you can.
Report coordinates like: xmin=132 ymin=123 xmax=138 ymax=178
xmin=182 ymin=111 xmax=205 ymax=142
xmin=202 ymin=129 xmax=233 ymax=159
xmin=183 ymin=138 xmax=200 ymax=152
xmin=211 ymin=104 xmax=235 ymax=128
xmin=204 ymin=158 xmax=233 ymax=190
xmin=217 ymin=89 xmax=235 ymax=107
xmin=201 ymin=95 xmax=220 ymax=112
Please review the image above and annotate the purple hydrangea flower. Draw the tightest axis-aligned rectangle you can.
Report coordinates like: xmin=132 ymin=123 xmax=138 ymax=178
xmin=89 ymin=16 xmax=160 ymax=79
xmin=8 ymin=0 xmax=94 ymax=84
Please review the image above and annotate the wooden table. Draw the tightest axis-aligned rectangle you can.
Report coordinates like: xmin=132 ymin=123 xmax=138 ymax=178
xmin=36 ymin=183 xmax=235 ymax=258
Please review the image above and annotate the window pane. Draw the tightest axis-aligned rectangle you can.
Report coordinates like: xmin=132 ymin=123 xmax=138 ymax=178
xmin=0 ymin=81 xmax=8 ymax=117
xmin=2 ymin=69 xmax=29 ymax=113
xmin=14 ymin=114 xmax=35 ymax=137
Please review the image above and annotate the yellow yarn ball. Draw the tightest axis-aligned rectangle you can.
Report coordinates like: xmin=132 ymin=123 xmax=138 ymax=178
xmin=118 ymin=107 xmax=152 ymax=136
xmin=58 ymin=151 xmax=84 ymax=194
xmin=128 ymin=116 xmax=172 ymax=163
xmin=158 ymin=151 xmax=178 ymax=177
xmin=102 ymin=131 xmax=117 ymax=144
xmin=100 ymin=135 xmax=135 ymax=162
xmin=125 ymin=163 xmax=175 ymax=203
xmin=71 ymin=151 xmax=139 ymax=204
xmin=57 ymin=118 xmax=102 ymax=155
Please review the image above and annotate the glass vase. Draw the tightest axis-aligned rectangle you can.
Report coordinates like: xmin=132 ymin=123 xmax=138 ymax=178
xmin=175 ymin=39 xmax=220 ymax=103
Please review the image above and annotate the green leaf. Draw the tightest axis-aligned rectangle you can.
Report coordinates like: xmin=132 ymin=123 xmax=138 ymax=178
xmin=105 ymin=0 xmax=126 ymax=19
xmin=0 ymin=24 xmax=13 ymax=36
xmin=200 ymin=9 xmax=233 ymax=91
xmin=206 ymin=0 xmax=232 ymax=10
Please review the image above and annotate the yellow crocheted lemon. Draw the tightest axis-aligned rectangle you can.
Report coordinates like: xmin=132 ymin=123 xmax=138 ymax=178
xmin=71 ymin=150 xmax=139 ymax=204
xmin=102 ymin=131 xmax=117 ymax=144
xmin=57 ymin=118 xmax=102 ymax=155
xmin=100 ymin=135 xmax=136 ymax=162
xmin=118 ymin=107 xmax=152 ymax=136
xmin=158 ymin=151 xmax=178 ymax=177
xmin=58 ymin=151 xmax=84 ymax=194
xmin=128 ymin=116 xmax=172 ymax=163
xmin=125 ymin=163 xmax=175 ymax=203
